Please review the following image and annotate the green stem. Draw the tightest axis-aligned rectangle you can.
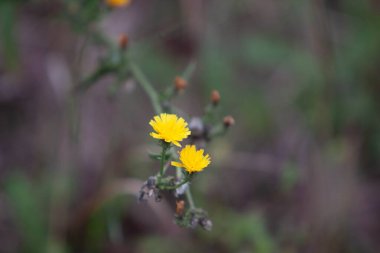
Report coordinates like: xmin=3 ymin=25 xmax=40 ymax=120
xmin=76 ymin=63 xmax=116 ymax=92
xmin=129 ymin=62 xmax=162 ymax=114
xmin=186 ymin=187 xmax=195 ymax=209
xmin=159 ymin=145 xmax=168 ymax=177
xmin=162 ymin=61 xmax=197 ymax=103
xmin=161 ymin=179 xmax=189 ymax=190
xmin=161 ymin=160 xmax=170 ymax=175
xmin=209 ymin=123 xmax=227 ymax=138
xmin=182 ymin=60 xmax=196 ymax=80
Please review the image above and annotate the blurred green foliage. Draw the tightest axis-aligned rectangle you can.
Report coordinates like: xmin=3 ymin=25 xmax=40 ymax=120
xmin=0 ymin=1 xmax=19 ymax=69
xmin=5 ymin=175 xmax=48 ymax=253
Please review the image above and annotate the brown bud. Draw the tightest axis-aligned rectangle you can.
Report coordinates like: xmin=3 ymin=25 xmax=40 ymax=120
xmin=223 ymin=115 xmax=235 ymax=127
xmin=175 ymin=200 xmax=185 ymax=216
xmin=174 ymin=76 xmax=187 ymax=91
xmin=118 ymin=34 xmax=129 ymax=50
xmin=210 ymin=90 xmax=221 ymax=105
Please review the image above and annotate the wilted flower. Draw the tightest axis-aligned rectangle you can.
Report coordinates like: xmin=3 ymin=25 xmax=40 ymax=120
xmin=171 ymin=145 xmax=211 ymax=173
xmin=149 ymin=113 xmax=191 ymax=147
xmin=138 ymin=176 xmax=162 ymax=202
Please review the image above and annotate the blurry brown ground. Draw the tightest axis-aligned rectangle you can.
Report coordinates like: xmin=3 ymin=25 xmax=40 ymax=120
xmin=0 ymin=0 xmax=380 ymax=253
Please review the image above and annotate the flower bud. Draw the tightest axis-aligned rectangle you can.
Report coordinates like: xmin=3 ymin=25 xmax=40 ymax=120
xmin=174 ymin=76 xmax=187 ymax=91
xmin=175 ymin=200 xmax=185 ymax=216
xmin=210 ymin=90 xmax=220 ymax=105
xmin=118 ymin=34 xmax=129 ymax=50
xmin=106 ymin=0 xmax=131 ymax=7
xmin=223 ymin=115 xmax=235 ymax=127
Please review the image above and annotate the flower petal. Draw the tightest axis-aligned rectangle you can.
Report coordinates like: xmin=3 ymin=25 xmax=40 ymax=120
xmin=150 ymin=132 xmax=162 ymax=139
xmin=172 ymin=141 xmax=181 ymax=147
xmin=171 ymin=161 xmax=184 ymax=168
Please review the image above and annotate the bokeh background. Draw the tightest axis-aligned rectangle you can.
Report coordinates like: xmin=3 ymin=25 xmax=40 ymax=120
xmin=1 ymin=0 xmax=380 ymax=252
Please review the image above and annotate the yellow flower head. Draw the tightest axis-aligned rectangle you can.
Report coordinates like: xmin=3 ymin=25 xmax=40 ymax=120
xmin=149 ymin=113 xmax=191 ymax=147
xmin=171 ymin=145 xmax=211 ymax=173
xmin=105 ymin=0 xmax=131 ymax=7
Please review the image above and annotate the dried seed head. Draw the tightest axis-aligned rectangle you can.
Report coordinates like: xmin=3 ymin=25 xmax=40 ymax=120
xmin=174 ymin=76 xmax=187 ymax=91
xmin=176 ymin=200 xmax=186 ymax=216
xmin=119 ymin=34 xmax=129 ymax=50
xmin=200 ymin=218 xmax=213 ymax=231
xmin=223 ymin=115 xmax=235 ymax=127
xmin=138 ymin=176 xmax=160 ymax=202
xmin=189 ymin=117 xmax=205 ymax=138
xmin=210 ymin=90 xmax=221 ymax=105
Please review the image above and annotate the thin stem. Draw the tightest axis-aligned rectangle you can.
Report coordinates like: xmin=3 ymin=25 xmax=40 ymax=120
xmin=129 ymin=62 xmax=162 ymax=114
xmin=175 ymin=180 xmax=189 ymax=188
xmin=186 ymin=187 xmax=195 ymax=209
xmin=208 ymin=123 xmax=227 ymax=139
xmin=161 ymin=161 xmax=170 ymax=175
xmin=159 ymin=145 xmax=168 ymax=177
xmin=203 ymin=103 xmax=217 ymax=124
xmin=182 ymin=60 xmax=197 ymax=80
xmin=76 ymin=63 xmax=115 ymax=92
xmin=162 ymin=61 xmax=197 ymax=103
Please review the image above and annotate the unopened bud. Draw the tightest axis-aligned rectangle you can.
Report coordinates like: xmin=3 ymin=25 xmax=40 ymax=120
xmin=175 ymin=200 xmax=185 ymax=216
xmin=223 ymin=115 xmax=235 ymax=127
xmin=210 ymin=90 xmax=221 ymax=105
xmin=106 ymin=0 xmax=131 ymax=8
xmin=174 ymin=76 xmax=187 ymax=91
xmin=118 ymin=34 xmax=129 ymax=50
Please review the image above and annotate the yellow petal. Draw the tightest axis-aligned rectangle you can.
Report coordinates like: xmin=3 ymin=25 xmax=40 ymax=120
xmin=172 ymin=141 xmax=181 ymax=147
xmin=150 ymin=132 xmax=162 ymax=139
xmin=171 ymin=161 xmax=184 ymax=168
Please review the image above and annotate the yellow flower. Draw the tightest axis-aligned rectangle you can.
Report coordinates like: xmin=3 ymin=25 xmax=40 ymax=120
xmin=106 ymin=0 xmax=131 ymax=7
xmin=171 ymin=145 xmax=211 ymax=173
xmin=149 ymin=113 xmax=191 ymax=147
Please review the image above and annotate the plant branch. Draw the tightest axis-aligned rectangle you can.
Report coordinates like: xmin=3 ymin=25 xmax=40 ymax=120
xmin=159 ymin=144 xmax=169 ymax=177
xmin=182 ymin=60 xmax=196 ymax=80
xmin=129 ymin=62 xmax=162 ymax=114
xmin=186 ymin=187 xmax=195 ymax=209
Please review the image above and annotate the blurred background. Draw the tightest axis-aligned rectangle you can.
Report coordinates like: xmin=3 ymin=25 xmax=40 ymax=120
xmin=1 ymin=0 xmax=380 ymax=252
